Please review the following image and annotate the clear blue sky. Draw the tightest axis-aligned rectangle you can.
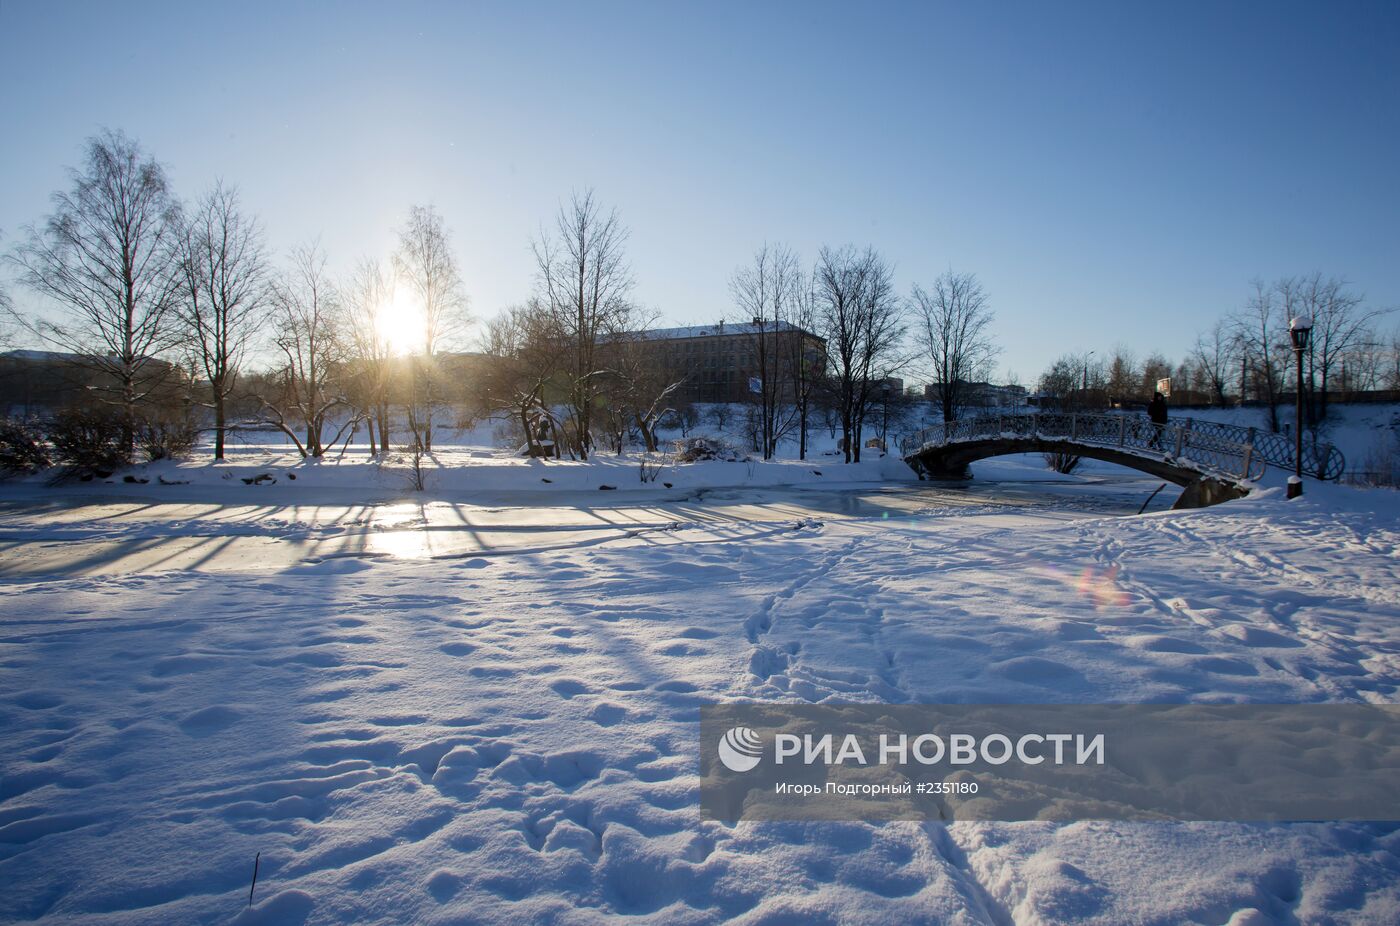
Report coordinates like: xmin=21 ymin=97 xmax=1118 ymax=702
xmin=2 ymin=0 xmax=1396 ymax=382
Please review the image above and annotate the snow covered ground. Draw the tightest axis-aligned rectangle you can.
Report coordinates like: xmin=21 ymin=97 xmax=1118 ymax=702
xmin=1 ymin=417 xmax=1398 ymax=924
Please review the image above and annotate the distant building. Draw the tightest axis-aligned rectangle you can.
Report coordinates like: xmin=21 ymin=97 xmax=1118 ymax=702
xmin=0 ymin=350 xmax=185 ymax=417
xmin=923 ymin=380 xmax=1029 ymax=409
xmin=626 ymin=321 xmax=827 ymax=404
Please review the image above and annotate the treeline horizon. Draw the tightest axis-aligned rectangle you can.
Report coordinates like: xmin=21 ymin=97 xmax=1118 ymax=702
xmin=2 ymin=130 xmax=1396 ymax=471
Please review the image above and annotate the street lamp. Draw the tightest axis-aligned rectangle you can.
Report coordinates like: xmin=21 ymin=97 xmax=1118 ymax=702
xmin=1082 ymin=351 xmax=1095 ymax=408
xmin=1288 ymin=315 xmax=1313 ymax=499
xmin=881 ymin=381 xmax=891 ymax=453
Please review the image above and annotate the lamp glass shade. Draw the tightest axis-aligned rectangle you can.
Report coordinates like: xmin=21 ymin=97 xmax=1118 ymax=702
xmin=1289 ymin=315 xmax=1313 ymax=351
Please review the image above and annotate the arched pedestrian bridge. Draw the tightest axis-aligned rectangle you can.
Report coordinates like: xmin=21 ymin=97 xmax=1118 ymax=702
xmin=901 ymin=412 xmax=1345 ymax=509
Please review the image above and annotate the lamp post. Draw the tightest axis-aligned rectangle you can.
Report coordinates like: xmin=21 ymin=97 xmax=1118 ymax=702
xmin=1082 ymin=351 xmax=1094 ymax=408
xmin=881 ymin=381 xmax=891 ymax=453
xmin=1288 ymin=315 xmax=1313 ymax=499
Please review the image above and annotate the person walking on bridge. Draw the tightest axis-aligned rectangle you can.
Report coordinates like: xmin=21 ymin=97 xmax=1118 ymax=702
xmin=1147 ymin=391 xmax=1168 ymax=450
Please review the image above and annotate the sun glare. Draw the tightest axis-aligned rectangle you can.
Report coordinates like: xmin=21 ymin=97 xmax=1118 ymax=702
xmin=377 ymin=288 xmax=427 ymax=356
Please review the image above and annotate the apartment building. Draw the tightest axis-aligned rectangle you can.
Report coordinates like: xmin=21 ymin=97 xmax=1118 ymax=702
xmin=634 ymin=321 xmax=827 ymax=404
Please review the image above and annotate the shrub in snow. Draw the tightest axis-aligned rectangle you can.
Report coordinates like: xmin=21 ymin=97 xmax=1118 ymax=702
xmin=1350 ymin=429 xmax=1400 ymax=488
xmin=639 ymin=455 xmax=665 ymax=483
xmin=399 ymin=441 xmax=428 ymax=491
xmin=673 ymin=436 xmax=741 ymax=463
xmin=47 ymin=408 xmax=130 ymax=481
xmin=136 ymin=411 xmax=197 ymax=462
xmin=1044 ymin=450 xmax=1082 ymax=475
xmin=0 ymin=418 xmax=51 ymax=477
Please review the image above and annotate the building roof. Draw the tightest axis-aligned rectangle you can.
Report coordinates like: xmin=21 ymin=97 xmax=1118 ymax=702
xmin=1 ymin=349 xmax=177 ymax=367
xmin=631 ymin=321 xmax=821 ymax=341
xmin=1 ymin=349 xmax=84 ymax=362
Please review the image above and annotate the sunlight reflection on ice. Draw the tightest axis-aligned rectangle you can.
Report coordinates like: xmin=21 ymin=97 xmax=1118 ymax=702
xmin=366 ymin=529 xmax=432 ymax=559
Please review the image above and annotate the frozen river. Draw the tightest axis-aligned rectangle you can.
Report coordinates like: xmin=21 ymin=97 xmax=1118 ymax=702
xmin=0 ymin=475 xmax=1173 ymax=577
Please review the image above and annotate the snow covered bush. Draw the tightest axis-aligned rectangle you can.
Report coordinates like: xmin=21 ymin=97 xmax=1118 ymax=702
xmin=46 ymin=408 xmax=130 ymax=481
xmin=0 ymin=418 xmax=51 ymax=478
xmin=136 ymin=412 xmax=197 ymax=462
xmin=673 ymin=436 xmax=741 ymax=462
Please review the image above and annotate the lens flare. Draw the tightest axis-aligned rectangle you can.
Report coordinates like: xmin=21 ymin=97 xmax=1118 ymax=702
xmin=376 ymin=287 xmax=427 ymax=355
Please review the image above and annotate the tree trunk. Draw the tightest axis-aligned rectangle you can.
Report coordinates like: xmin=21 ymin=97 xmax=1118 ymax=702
xmin=214 ymin=399 xmax=226 ymax=460
xmin=798 ymin=401 xmax=808 ymax=460
xmin=120 ymin=364 xmax=137 ymax=460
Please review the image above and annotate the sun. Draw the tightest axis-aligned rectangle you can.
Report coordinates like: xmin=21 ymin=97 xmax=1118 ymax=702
xmin=376 ymin=287 xmax=427 ymax=356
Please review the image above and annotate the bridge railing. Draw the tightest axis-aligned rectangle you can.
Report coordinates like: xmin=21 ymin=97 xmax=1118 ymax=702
xmin=896 ymin=412 xmax=1331 ymax=483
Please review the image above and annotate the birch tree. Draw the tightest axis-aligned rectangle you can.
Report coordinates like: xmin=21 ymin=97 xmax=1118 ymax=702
xmin=8 ymin=130 xmax=184 ymax=453
xmin=394 ymin=205 xmax=468 ymax=451
xmin=178 ymin=182 xmax=268 ymax=460
xmin=259 ymin=245 xmax=349 ymax=457
xmin=532 ymin=190 xmax=633 ymax=459
xmin=341 ymin=258 xmax=396 ymax=453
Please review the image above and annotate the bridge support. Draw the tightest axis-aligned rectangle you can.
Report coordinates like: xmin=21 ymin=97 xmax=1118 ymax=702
xmin=1171 ymin=476 xmax=1250 ymax=510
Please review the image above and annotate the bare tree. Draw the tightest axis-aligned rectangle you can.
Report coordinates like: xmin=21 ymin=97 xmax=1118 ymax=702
xmin=730 ymin=243 xmax=803 ymax=457
xmin=394 ymin=205 xmax=469 ymax=451
xmin=177 ymin=182 xmax=268 ymax=460
xmin=785 ymin=271 xmax=822 ymax=459
xmin=7 ymin=130 xmax=184 ymax=453
xmin=0 ymin=259 xmax=11 ymax=351
xmin=1038 ymin=352 xmax=1105 ymax=409
xmin=1140 ymin=351 xmax=1172 ymax=398
xmin=1189 ymin=320 xmax=1236 ymax=406
xmin=341 ymin=258 xmax=396 ymax=453
xmin=1388 ymin=326 xmax=1400 ymax=390
xmin=259 ymin=245 xmax=350 ymax=457
xmin=1333 ymin=319 xmax=1390 ymax=393
xmin=814 ymin=246 xmax=904 ymax=462
xmin=480 ymin=300 xmax=566 ymax=457
xmin=1106 ymin=344 xmax=1138 ymax=404
xmin=532 ymin=190 xmax=633 ymax=459
xmin=1037 ymin=354 xmax=1080 ymax=405
xmin=1291 ymin=273 xmax=1389 ymax=422
xmin=1234 ymin=279 xmax=1287 ymax=431
xmin=600 ymin=322 xmax=686 ymax=454
xmin=911 ymin=270 xmax=998 ymax=423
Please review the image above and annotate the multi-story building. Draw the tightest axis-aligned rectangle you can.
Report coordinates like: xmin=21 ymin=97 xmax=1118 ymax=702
xmin=923 ymin=380 xmax=1029 ymax=409
xmin=632 ymin=321 xmax=827 ymax=405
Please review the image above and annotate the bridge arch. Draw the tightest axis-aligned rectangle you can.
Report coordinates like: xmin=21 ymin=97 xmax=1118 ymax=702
xmin=900 ymin=413 xmax=1276 ymax=509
